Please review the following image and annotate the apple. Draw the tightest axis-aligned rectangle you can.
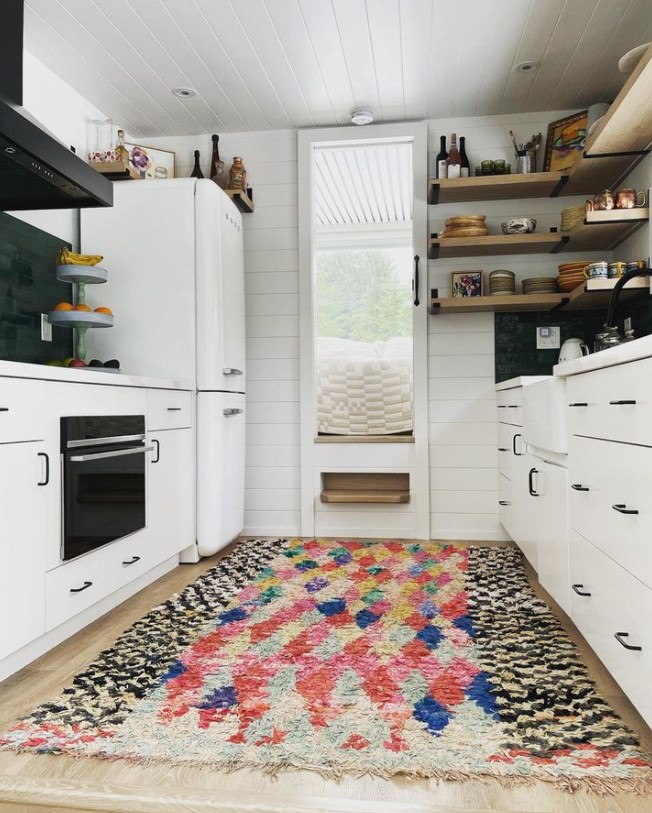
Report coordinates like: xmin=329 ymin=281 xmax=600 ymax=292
xmin=46 ymin=360 xmax=64 ymax=366
xmin=68 ymin=359 xmax=87 ymax=368
xmin=62 ymin=358 xmax=74 ymax=367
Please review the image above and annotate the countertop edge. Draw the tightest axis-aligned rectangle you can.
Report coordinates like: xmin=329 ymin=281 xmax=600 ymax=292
xmin=554 ymin=334 xmax=652 ymax=377
xmin=495 ymin=375 xmax=551 ymax=391
xmin=0 ymin=360 xmax=194 ymax=391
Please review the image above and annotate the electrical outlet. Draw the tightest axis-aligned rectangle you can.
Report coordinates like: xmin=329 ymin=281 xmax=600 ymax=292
xmin=624 ymin=317 xmax=632 ymax=333
xmin=40 ymin=313 xmax=52 ymax=342
xmin=536 ymin=326 xmax=560 ymax=350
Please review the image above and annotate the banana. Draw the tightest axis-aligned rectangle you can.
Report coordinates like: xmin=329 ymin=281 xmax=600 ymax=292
xmin=57 ymin=248 xmax=104 ymax=267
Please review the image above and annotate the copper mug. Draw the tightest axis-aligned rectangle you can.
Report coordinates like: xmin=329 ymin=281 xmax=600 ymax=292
xmin=586 ymin=189 xmax=615 ymax=211
xmin=615 ymin=188 xmax=647 ymax=209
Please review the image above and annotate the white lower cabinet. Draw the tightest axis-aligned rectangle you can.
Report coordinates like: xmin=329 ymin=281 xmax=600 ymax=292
xmin=570 ymin=528 xmax=652 ymax=728
xmin=0 ymin=442 xmax=55 ymax=659
xmin=532 ymin=460 xmax=569 ymax=614
xmin=148 ymin=428 xmax=195 ymax=559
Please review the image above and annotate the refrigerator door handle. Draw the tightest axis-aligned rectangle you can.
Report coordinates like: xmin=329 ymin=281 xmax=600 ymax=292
xmin=223 ymin=368 xmax=243 ymax=376
xmin=223 ymin=408 xmax=244 ymax=417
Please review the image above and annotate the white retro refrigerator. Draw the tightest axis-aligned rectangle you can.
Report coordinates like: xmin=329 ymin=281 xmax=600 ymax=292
xmin=81 ymin=178 xmax=245 ymax=558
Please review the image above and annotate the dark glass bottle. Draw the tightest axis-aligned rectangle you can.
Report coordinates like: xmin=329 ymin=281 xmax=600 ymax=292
xmin=190 ymin=150 xmax=204 ymax=179
xmin=435 ymin=135 xmax=448 ymax=179
xmin=446 ymin=133 xmax=461 ymax=178
xmin=459 ymin=136 xmax=470 ymax=177
xmin=210 ymin=135 xmax=227 ymax=188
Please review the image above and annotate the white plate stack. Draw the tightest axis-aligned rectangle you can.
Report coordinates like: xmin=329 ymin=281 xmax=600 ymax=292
xmin=522 ymin=277 xmax=559 ymax=295
xmin=488 ymin=269 xmax=515 ymax=296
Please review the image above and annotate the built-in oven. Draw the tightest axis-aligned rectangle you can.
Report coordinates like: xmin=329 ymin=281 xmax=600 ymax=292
xmin=61 ymin=415 xmax=151 ymax=561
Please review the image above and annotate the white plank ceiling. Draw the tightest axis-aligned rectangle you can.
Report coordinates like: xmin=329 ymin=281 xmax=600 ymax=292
xmin=24 ymin=0 xmax=652 ymax=138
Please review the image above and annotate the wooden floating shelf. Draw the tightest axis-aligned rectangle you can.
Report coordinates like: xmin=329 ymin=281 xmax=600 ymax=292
xmin=428 ymin=171 xmax=566 ymax=204
xmin=321 ymin=489 xmax=410 ymax=504
xmin=561 ymin=208 xmax=649 ymax=252
xmin=429 ymin=278 xmax=650 ymax=315
xmin=320 ymin=472 xmax=410 ymax=504
xmin=429 ymin=233 xmax=563 ymax=259
xmin=225 ymin=188 xmax=254 ymax=213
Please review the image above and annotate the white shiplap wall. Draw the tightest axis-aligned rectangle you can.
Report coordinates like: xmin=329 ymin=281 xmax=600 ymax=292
xmin=147 ymin=110 xmax=593 ymax=541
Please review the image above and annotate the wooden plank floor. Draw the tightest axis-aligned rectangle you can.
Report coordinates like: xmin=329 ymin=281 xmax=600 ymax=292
xmin=0 ymin=539 xmax=651 ymax=813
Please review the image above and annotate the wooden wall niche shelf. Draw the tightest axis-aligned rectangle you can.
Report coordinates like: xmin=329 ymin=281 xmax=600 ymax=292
xmin=429 ymin=233 xmax=563 ymax=259
xmin=320 ymin=472 xmax=410 ymax=503
xmin=224 ymin=188 xmax=254 ymax=213
xmin=429 ymin=172 xmax=567 ymax=204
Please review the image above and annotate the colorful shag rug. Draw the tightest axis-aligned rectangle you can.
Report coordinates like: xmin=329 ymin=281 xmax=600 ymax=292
xmin=2 ymin=538 xmax=652 ymax=794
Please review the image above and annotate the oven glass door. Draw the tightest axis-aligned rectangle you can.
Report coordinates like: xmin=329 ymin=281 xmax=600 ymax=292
xmin=62 ymin=442 xmax=147 ymax=561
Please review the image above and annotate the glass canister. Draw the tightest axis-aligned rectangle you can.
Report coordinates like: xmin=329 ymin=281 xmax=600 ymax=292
xmin=228 ymin=156 xmax=247 ymax=190
xmin=86 ymin=118 xmax=113 ymax=163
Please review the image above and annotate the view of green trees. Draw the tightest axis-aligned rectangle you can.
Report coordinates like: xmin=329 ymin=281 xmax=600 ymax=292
xmin=315 ymin=249 xmax=411 ymax=342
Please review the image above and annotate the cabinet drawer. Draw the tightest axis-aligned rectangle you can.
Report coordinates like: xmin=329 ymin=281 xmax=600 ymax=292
xmin=147 ymin=389 xmax=193 ymax=430
xmin=569 ymin=435 xmax=652 ymax=588
xmin=497 ymin=388 xmax=523 ymax=408
xmin=567 ymin=358 xmax=652 ymax=445
xmin=498 ymin=423 xmax=524 ymax=480
xmin=0 ymin=379 xmax=46 ymax=443
xmin=497 ymin=403 xmax=523 ymax=426
xmin=569 ymin=529 xmax=652 ymax=728
xmin=498 ymin=473 xmax=514 ymax=538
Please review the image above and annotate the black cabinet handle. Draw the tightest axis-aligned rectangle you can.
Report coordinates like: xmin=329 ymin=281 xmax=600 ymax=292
xmin=572 ymin=583 xmax=592 ymax=597
xmin=37 ymin=452 xmax=49 ymax=486
xmin=498 ymin=500 xmax=510 ymax=506
xmin=70 ymin=581 xmax=92 ymax=593
xmin=122 ymin=555 xmax=141 ymax=566
xmin=612 ymin=504 xmax=639 ymax=515
xmin=571 ymin=484 xmax=589 ymax=491
xmin=614 ymin=632 xmax=642 ymax=652
xmin=497 ymin=405 xmax=507 ymax=409
xmin=413 ymin=255 xmax=420 ymax=307
xmin=0 ymin=407 xmax=8 ymax=412
xmin=151 ymin=438 xmax=160 ymax=464
xmin=512 ymin=433 xmax=522 ymax=456
xmin=569 ymin=402 xmax=588 ymax=407
xmin=507 ymin=405 xmax=519 ymax=409
xmin=498 ymin=447 xmax=509 ymax=452
xmin=167 ymin=407 xmax=182 ymax=411
xmin=609 ymin=400 xmax=636 ymax=405
xmin=528 ymin=467 xmax=539 ymax=496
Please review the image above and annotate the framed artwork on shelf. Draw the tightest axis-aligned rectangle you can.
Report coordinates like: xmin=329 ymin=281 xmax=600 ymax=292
xmin=451 ymin=271 xmax=483 ymax=298
xmin=125 ymin=143 xmax=176 ymax=180
xmin=542 ymin=111 xmax=588 ymax=172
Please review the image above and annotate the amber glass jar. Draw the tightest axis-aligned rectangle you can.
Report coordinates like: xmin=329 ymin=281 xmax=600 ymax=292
xmin=228 ymin=156 xmax=247 ymax=190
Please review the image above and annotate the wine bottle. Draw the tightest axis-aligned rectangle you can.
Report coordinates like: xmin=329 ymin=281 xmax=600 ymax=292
xmin=190 ymin=150 xmax=204 ymax=179
xmin=446 ymin=133 xmax=461 ymax=178
xmin=115 ymin=129 xmax=128 ymax=165
xmin=459 ymin=136 xmax=470 ymax=178
xmin=210 ymin=134 xmax=227 ymax=188
xmin=435 ymin=135 xmax=448 ymax=179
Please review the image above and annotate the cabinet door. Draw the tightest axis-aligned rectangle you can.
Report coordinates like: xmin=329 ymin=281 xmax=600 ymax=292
xmin=535 ymin=461 xmax=570 ymax=614
xmin=512 ymin=452 xmax=540 ymax=571
xmin=148 ymin=428 xmax=195 ymax=560
xmin=0 ymin=442 xmax=54 ymax=659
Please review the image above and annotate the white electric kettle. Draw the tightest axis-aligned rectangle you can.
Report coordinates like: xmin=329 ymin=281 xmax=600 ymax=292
xmin=558 ymin=338 xmax=589 ymax=363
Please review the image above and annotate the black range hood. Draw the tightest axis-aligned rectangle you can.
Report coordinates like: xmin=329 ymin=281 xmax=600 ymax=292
xmin=0 ymin=0 xmax=112 ymax=210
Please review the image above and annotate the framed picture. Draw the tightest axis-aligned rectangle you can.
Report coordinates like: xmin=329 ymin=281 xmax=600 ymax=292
xmin=451 ymin=271 xmax=483 ymax=298
xmin=125 ymin=142 xmax=176 ymax=180
xmin=542 ymin=111 xmax=587 ymax=172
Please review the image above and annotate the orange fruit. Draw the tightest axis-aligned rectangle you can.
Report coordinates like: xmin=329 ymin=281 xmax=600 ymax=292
xmin=94 ymin=306 xmax=113 ymax=315
xmin=73 ymin=303 xmax=91 ymax=312
xmin=53 ymin=301 xmax=73 ymax=311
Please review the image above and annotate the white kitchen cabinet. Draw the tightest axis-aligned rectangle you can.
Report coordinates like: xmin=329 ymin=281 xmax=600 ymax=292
xmin=0 ymin=442 xmax=55 ymax=659
xmin=147 ymin=428 xmax=195 ymax=559
xmin=0 ymin=378 xmax=47 ymax=443
xmin=532 ymin=460 xmax=569 ymax=614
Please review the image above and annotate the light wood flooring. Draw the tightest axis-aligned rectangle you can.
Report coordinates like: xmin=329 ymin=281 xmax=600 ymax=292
xmin=0 ymin=538 xmax=651 ymax=813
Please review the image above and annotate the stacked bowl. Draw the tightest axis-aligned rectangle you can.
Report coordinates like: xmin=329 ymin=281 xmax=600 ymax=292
xmin=522 ymin=277 xmax=558 ymax=295
xmin=488 ymin=269 xmax=516 ymax=296
xmin=557 ymin=261 xmax=591 ymax=292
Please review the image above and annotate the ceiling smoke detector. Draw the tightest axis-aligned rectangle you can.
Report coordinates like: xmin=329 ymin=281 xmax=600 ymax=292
xmin=172 ymin=87 xmax=197 ymax=98
xmin=350 ymin=107 xmax=374 ymax=125
xmin=514 ymin=61 xmax=541 ymax=74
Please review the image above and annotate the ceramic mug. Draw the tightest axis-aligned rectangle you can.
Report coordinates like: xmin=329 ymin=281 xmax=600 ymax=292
xmin=584 ymin=261 xmax=609 ymax=279
xmin=608 ymin=261 xmax=626 ymax=278
xmin=615 ymin=188 xmax=647 ymax=209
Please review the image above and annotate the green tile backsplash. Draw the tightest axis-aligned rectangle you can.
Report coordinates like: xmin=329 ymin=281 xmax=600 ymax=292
xmin=495 ymin=298 xmax=652 ymax=382
xmin=0 ymin=213 xmax=72 ymax=364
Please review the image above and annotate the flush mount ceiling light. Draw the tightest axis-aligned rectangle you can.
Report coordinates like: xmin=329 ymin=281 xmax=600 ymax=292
xmin=351 ymin=107 xmax=374 ymax=125
xmin=172 ymin=87 xmax=197 ymax=98
xmin=514 ymin=61 xmax=541 ymax=74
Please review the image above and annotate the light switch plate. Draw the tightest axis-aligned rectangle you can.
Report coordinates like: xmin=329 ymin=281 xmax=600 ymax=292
xmin=40 ymin=313 xmax=52 ymax=342
xmin=536 ymin=325 xmax=560 ymax=350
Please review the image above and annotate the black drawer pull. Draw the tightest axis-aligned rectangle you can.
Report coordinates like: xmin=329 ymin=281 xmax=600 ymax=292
xmin=614 ymin=632 xmax=642 ymax=652
xmin=572 ymin=583 xmax=592 ymax=597
xmin=122 ymin=555 xmax=141 ymax=566
xmin=507 ymin=404 xmax=519 ymax=409
xmin=528 ymin=467 xmax=539 ymax=496
xmin=569 ymin=402 xmax=588 ymax=407
xmin=151 ymin=438 xmax=160 ymax=464
xmin=70 ymin=581 xmax=93 ymax=593
xmin=498 ymin=447 xmax=509 ymax=452
xmin=571 ymin=484 xmax=589 ymax=491
xmin=0 ymin=407 xmax=8 ymax=412
xmin=498 ymin=500 xmax=510 ymax=506
xmin=167 ymin=407 xmax=182 ymax=411
xmin=612 ymin=504 xmax=639 ymax=515
xmin=497 ymin=405 xmax=507 ymax=409
xmin=609 ymin=400 xmax=636 ymax=406
xmin=37 ymin=452 xmax=50 ymax=486
xmin=512 ymin=433 xmax=522 ymax=456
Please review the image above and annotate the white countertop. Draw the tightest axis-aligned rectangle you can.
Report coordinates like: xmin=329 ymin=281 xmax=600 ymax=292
xmin=0 ymin=360 xmax=194 ymax=391
xmin=554 ymin=334 xmax=652 ymax=377
xmin=496 ymin=375 xmax=551 ymax=391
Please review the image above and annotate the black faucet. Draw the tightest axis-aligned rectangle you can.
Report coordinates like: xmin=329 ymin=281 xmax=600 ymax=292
xmin=605 ymin=266 xmax=652 ymax=330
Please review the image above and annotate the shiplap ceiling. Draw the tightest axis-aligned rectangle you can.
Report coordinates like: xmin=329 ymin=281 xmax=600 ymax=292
xmin=315 ymin=143 xmax=412 ymax=226
xmin=24 ymin=0 xmax=652 ymax=138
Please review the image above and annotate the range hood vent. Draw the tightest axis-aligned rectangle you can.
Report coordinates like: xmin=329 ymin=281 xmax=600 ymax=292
xmin=0 ymin=0 xmax=112 ymax=211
